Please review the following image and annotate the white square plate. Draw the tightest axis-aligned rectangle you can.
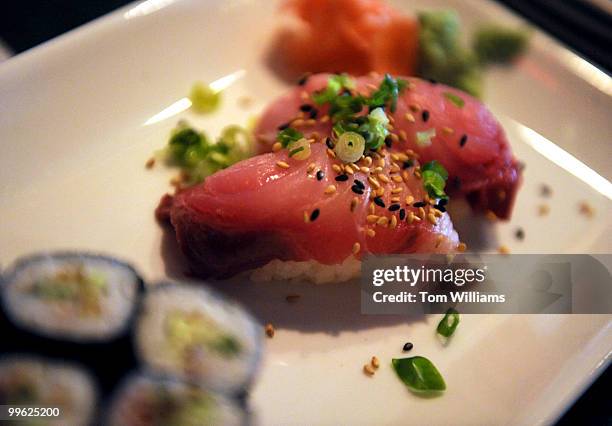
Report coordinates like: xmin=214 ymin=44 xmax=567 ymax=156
xmin=0 ymin=0 xmax=610 ymax=424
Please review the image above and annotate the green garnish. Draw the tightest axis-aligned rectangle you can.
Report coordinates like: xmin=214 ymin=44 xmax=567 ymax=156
xmin=443 ymin=92 xmax=465 ymax=108
xmin=277 ymin=128 xmax=304 ymax=148
xmin=474 ymin=26 xmax=529 ymax=64
xmin=288 ymin=146 xmax=305 ymax=157
xmin=335 ymin=131 xmax=365 ymax=163
xmin=367 ymin=74 xmax=407 ymax=113
xmin=392 ymin=356 xmax=446 ymax=393
xmin=189 ymin=82 xmax=221 ymax=114
xmin=437 ymin=307 xmax=460 ymax=337
xmin=209 ymin=334 xmax=242 ymax=357
xmin=312 ymin=74 xmax=355 ymax=105
xmin=416 ymin=128 xmax=436 ymax=147
xmin=421 ymin=160 xmax=449 ymax=200
xmin=162 ymin=122 xmax=253 ymax=185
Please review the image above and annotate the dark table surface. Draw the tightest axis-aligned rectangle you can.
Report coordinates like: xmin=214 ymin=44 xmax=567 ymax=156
xmin=0 ymin=1 xmax=610 ymax=424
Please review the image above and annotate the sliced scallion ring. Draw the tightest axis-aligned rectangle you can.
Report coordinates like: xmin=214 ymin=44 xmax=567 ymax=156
xmin=334 ymin=131 xmax=365 ymax=163
xmin=287 ymin=138 xmax=311 ymax=161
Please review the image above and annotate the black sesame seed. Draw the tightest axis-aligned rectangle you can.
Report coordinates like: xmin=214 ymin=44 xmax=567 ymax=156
xmin=278 ymin=122 xmax=290 ymax=131
xmin=399 ymin=209 xmax=406 ymax=220
xmin=540 ymin=184 xmax=552 ymax=197
xmin=373 ymin=197 xmax=386 ymax=208
xmin=459 ymin=134 xmax=468 ymax=147
xmin=297 ymin=73 xmax=310 ymax=86
xmin=515 ymin=228 xmax=525 ymax=240
xmin=354 ymin=179 xmax=365 ymax=190
xmin=434 ymin=205 xmax=446 ymax=212
xmin=439 ymin=198 xmax=448 ymax=206
xmin=428 ymin=78 xmax=438 ymax=84
xmin=325 ymin=137 xmax=334 ymax=149
xmin=351 ymin=185 xmax=364 ymax=195
xmin=402 ymin=160 xmax=414 ymax=169
xmin=299 ymin=104 xmax=313 ymax=112
xmin=402 ymin=342 xmax=414 ymax=352
xmin=309 ymin=109 xmax=318 ymax=119
xmin=413 ymin=201 xmax=427 ymax=208
xmin=421 ymin=110 xmax=430 ymax=122
xmin=388 ymin=204 xmax=401 ymax=212
xmin=384 ymin=135 xmax=393 ymax=148
xmin=310 ymin=208 xmax=320 ymax=222
xmin=316 ymin=170 xmax=324 ymax=181
xmin=361 ymin=130 xmax=371 ymax=141
xmin=335 ymin=174 xmax=349 ymax=182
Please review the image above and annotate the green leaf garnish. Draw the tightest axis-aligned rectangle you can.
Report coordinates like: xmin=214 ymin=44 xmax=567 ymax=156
xmin=416 ymin=128 xmax=436 ymax=147
xmin=288 ymin=146 xmax=305 ymax=157
xmin=392 ymin=356 xmax=446 ymax=392
xmin=474 ymin=25 xmax=529 ymax=64
xmin=367 ymin=74 xmax=407 ymax=112
xmin=277 ymin=128 xmax=304 ymax=148
xmin=443 ymin=92 xmax=465 ymax=108
xmin=437 ymin=307 xmax=460 ymax=337
xmin=421 ymin=160 xmax=449 ymax=199
xmin=189 ymin=82 xmax=221 ymax=114
xmin=312 ymin=74 xmax=355 ymax=105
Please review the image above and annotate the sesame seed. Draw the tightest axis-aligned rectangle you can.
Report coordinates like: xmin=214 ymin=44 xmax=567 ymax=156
xmin=292 ymin=118 xmax=305 ymax=127
xmin=376 ymin=187 xmax=385 ymax=196
xmin=399 ymin=209 xmax=406 ymax=220
xmin=277 ymin=161 xmax=290 ymax=169
xmin=303 ymin=211 xmax=309 ymax=223
xmin=405 ymin=112 xmax=415 ymax=123
xmin=413 ymin=201 xmax=427 ymax=208
xmin=297 ymin=73 xmax=310 ymax=86
xmin=460 ymin=134 xmax=468 ymax=147
xmin=442 ymin=126 xmax=454 ymax=135
xmin=316 ymin=170 xmax=324 ymax=181
xmin=485 ymin=210 xmax=498 ymax=222
xmin=354 ymin=179 xmax=365 ymax=190
xmin=537 ymin=204 xmax=550 ymax=216
xmin=299 ymin=104 xmax=313 ymax=112
xmin=344 ymin=166 xmax=354 ymax=175
xmin=377 ymin=174 xmax=390 ymax=184
xmin=371 ymin=356 xmax=380 ymax=369
xmin=305 ymin=119 xmax=317 ymax=126
xmin=367 ymin=215 xmax=379 ymax=224
xmin=388 ymin=204 xmax=401 ymax=212
xmin=402 ymin=342 xmax=414 ymax=351
xmin=310 ymin=208 xmax=320 ymax=221
xmin=145 ymin=157 xmax=155 ymax=169
xmin=373 ymin=197 xmax=385 ymax=208
xmin=458 ymin=242 xmax=467 ymax=252
xmin=360 ymin=166 xmax=370 ymax=173
xmin=384 ymin=136 xmax=393 ymax=148
xmin=335 ymin=174 xmax=349 ymax=182
xmin=363 ymin=156 xmax=373 ymax=166
xmin=368 ymin=202 xmax=375 ymax=214
xmin=399 ymin=130 xmax=408 ymax=142
xmin=579 ymin=201 xmax=595 ymax=217
xmin=409 ymin=104 xmax=420 ymax=113
xmin=391 ymin=175 xmax=403 ymax=183
xmin=363 ymin=364 xmax=375 ymax=376
xmin=540 ymin=184 xmax=552 ymax=197
xmin=376 ymin=216 xmax=389 ymax=226
xmin=407 ymin=211 xmax=415 ymax=224
xmin=421 ymin=110 xmax=430 ymax=122
xmin=366 ymin=229 xmax=376 ymax=237
xmin=286 ymin=294 xmax=301 ymax=303
xmin=391 ymin=187 xmax=403 ymax=194
xmin=300 ymin=91 xmax=309 ymax=100
xmin=427 ymin=213 xmax=437 ymax=224
xmin=515 ymin=228 xmax=525 ymax=240
xmin=418 ymin=207 xmax=426 ymax=219
xmin=498 ymin=245 xmax=510 ymax=255
xmin=265 ymin=323 xmax=275 ymax=338
xmin=350 ymin=197 xmax=359 ymax=212
xmin=320 ymin=115 xmax=330 ymax=123
xmin=351 ymin=185 xmax=364 ymax=195
xmin=390 ymin=215 xmax=398 ymax=229
xmin=332 ymin=164 xmax=342 ymax=173
xmin=368 ymin=176 xmax=381 ymax=189
xmin=352 ymin=242 xmax=361 ymax=254
xmin=327 ymin=148 xmax=337 ymax=158
xmin=406 ymin=195 xmax=414 ymax=205
xmin=307 ymin=163 xmax=316 ymax=173
xmin=324 ymin=185 xmax=337 ymax=195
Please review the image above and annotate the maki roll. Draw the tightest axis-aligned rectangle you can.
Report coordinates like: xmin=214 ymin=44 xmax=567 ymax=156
xmin=107 ymin=373 xmax=246 ymax=426
xmin=1 ymin=252 xmax=142 ymax=342
xmin=0 ymin=355 xmax=97 ymax=426
xmin=135 ymin=283 xmax=262 ymax=394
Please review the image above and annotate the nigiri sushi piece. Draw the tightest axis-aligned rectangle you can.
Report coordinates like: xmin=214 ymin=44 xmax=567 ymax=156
xmin=254 ymin=73 xmax=522 ymax=219
xmin=157 ymin=141 xmax=459 ymax=282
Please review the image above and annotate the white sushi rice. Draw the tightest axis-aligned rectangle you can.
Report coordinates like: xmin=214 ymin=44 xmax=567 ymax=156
xmin=0 ymin=356 xmax=97 ymax=426
xmin=108 ymin=374 xmax=244 ymax=426
xmin=250 ymin=256 xmax=361 ymax=284
xmin=135 ymin=284 xmax=261 ymax=394
xmin=3 ymin=255 xmax=139 ymax=341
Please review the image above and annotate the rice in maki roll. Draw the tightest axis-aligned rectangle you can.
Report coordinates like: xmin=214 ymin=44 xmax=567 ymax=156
xmin=0 ymin=355 xmax=97 ymax=426
xmin=106 ymin=373 xmax=246 ymax=426
xmin=135 ymin=283 xmax=262 ymax=394
xmin=1 ymin=251 xmax=142 ymax=342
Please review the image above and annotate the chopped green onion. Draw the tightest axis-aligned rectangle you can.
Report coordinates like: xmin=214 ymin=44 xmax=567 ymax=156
xmin=443 ymin=92 xmax=465 ymax=108
xmin=416 ymin=128 xmax=436 ymax=147
xmin=392 ymin=356 xmax=446 ymax=392
xmin=474 ymin=26 xmax=529 ymax=64
xmin=437 ymin=307 xmax=460 ymax=337
xmin=312 ymin=74 xmax=355 ymax=105
xmin=287 ymin=138 xmax=311 ymax=160
xmin=421 ymin=160 xmax=449 ymax=200
xmin=189 ymin=82 xmax=221 ymax=114
xmin=367 ymin=74 xmax=407 ymax=112
xmin=335 ymin=131 xmax=365 ymax=163
xmin=277 ymin=128 xmax=304 ymax=148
